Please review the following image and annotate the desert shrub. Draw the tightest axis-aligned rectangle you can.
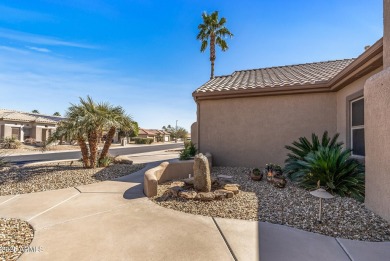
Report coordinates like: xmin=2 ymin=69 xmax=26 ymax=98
xmin=24 ymin=138 xmax=36 ymax=145
xmin=179 ymin=148 xmax=191 ymax=160
xmin=98 ymin=156 xmax=112 ymax=167
xmin=184 ymin=141 xmax=197 ymax=157
xmin=284 ymin=131 xmax=343 ymax=176
xmin=286 ymin=146 xmax=365 ymax=201
xmin=0 ymin=137 xmax=22 ymax=149
xmin=134 ymin=138 xmax=154 ymax=144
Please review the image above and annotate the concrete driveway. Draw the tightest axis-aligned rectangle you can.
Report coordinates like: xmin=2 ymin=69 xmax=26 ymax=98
xmin=1 ymin=154 xmax=389 ymax=260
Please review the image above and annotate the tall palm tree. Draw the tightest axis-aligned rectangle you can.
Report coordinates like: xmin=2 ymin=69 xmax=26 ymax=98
xmin=197 ymin=11 xmax=233 ymax=79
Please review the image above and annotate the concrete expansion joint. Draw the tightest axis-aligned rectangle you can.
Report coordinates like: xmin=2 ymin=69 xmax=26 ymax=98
xmin=36 ymin=203 xmax=132 ymax=230
xmin=74 ymin=187 xmax=82 ymax=193
xmin=212 ymin=217 xmax=238 ymax=261
xmin=27 ymin=193 xmax=79 ymax=222
xmin=335 ymin=238 xmax=353 ymax=261
xmin=0 ymin=195 xmax=19 ymax=206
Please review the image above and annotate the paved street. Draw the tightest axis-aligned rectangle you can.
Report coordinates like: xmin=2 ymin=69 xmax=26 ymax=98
xmin=4 ymin=143 xmax=183 ymax=165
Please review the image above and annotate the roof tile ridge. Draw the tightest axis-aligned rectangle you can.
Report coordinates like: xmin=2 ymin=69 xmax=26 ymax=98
xmin=231 ymin=58 xmax=355 ymax=74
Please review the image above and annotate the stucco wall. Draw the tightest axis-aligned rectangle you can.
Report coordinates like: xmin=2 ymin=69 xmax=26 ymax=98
xmin=191 ymin=122 xmax=198 ymax=146
xmin=385 ymin=0 xmax=390 ymax=68
xmin=336 ymin=67 xmax=383 ymax=146
xmin=198 ymin=92 xmax=337 ymax=167
xmin=364 ymin=67 xmax=390 ymax=222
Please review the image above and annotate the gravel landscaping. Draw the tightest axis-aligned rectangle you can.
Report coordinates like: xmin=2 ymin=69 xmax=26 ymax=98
xmin=0 ymin=161 xmax=145 ymax=196
xmin=0 ymin=218 xmax=34 ymax=261
xmin=152 ymin=166 xmax=390 ymax=242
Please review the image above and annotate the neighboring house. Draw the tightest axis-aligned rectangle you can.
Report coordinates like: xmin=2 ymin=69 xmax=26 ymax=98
xmin=137 ymin=128 xmax=171 ymax=142
xmin=0 ymin=109 xmax=64 ymax=142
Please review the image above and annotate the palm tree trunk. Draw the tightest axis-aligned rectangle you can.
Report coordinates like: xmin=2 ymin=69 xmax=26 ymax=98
xmin=99 ymin=126 xmax=116 ymax=162
xmin=88 ymin=130 xmax=99 ymax=168
xmin=77 ymin=137 xmax=90 ymax=168
xmin=210 ymin=33 xmax=216 ymax=79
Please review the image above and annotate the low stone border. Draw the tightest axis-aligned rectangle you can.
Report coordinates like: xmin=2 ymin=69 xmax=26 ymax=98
xmin=143 ymin=153 xmax=212 ymax=197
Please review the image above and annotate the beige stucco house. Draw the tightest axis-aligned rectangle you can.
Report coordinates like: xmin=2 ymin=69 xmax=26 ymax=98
xmin=0 ymin=109 xmax=63 ymax=142
xmin=192 ymin=41 xmax=382 ymax=167
xmin=192 ymin=0 xmax=390 ymax=221
xmin=137 ymin=128 xmax=171 ymax=142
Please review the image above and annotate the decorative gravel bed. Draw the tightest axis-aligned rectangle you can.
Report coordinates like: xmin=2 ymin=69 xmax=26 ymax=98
xmin=0 ymin=162 xmax=145 ymax=196
xmin=152 ymin=167 xmax=390 ymax=242
xmin=0 ymin=218 xmax=34 ymax=261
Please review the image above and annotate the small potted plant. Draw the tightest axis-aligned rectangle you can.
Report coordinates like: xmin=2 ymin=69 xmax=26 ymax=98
xmin=264 ymin=163 xmax=287 ymax=188
xmin=251 ymin=168 xmax=263 ymax=181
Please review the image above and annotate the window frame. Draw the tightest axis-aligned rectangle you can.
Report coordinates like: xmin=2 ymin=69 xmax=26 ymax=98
xmin=350 ymin=96 xmax=365 ymax=157
xmin=345 ymin=90 xmax=365 ymax=159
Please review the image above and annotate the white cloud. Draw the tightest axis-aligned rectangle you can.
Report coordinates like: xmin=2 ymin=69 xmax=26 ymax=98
xmin=0 ymin=28 xmax=98 ymax=49
xmin=26 ymin=46 xmax=51 ymax=53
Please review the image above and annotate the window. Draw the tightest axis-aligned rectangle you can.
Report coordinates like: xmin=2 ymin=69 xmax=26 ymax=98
xmin=11 ymin=127 xmax=20 ymax=140
xmin=351 ymin=97 xmax=364 ymax=156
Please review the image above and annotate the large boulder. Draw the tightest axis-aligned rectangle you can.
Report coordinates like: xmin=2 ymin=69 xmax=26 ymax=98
xmin=113 ymin=155 xmax=133 ymax=165
xmin=193 ymin=153 xmax=211 ymax=192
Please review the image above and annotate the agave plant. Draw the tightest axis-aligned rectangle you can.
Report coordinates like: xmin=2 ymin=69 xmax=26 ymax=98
xmin=284 ymin=131 xmax=343 ymax=176
xmin=289 ymin=146 xmax=365 ymax=201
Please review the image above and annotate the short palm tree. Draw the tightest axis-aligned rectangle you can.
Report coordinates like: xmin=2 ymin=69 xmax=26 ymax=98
xmin=197 ymin=11 xmax=233 ymax=79
xmin=97 ymin=102 xmax=134 ymax=163
xmin=48 ymin=96 xmax=134 ymax=168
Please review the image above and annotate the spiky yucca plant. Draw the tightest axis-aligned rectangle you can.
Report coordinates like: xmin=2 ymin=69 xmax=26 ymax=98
xmin=284 ymin=131 xmax=343 ymax=175
xmin=288 ymin=146 xmax=365 ymax=201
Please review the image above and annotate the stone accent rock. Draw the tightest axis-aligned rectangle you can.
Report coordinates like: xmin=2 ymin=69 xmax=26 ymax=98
xmin=272 ymin=176 xmax=287 ymax=188
xmin=215 ymin=189 xmax=234 ymax=198
xmin=166 ymin=186 xmax=183 ymax=197
xmin=195 ymin=192 xmax=215 ymax=201
xmin=113 ymin=155 xmax=133 ymax=165
xmin=183 ymin=178 xmax=194 ymax=186
xmin=193 ymin=153 xmax=211 ymax=192
xmin=223 ymin=184 xmax=240 ymax=195
xmin=179 ymin=190 xmax=197 ymax=199
xmin=170 ymin=181 xmax=185 ymax=188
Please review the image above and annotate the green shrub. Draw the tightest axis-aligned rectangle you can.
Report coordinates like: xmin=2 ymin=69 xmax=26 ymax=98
xmin=98 ymin=156 xmax=112 ymax=167
xmin=179 ymin=148 xmax=191 ymax=160
xmin=184 ymin=141 xmax=197 ymax=157
xmin=286 ymin=146 xmax=365 ymax=201
xmin=134 ymin=138 xmax=154 ymax=144
xmin=284 ymin=131 xmax=343 ymax=176
xmin=0 ymin=137 xmax=22 ymax=149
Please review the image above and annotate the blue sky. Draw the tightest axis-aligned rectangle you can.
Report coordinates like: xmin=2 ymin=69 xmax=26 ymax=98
xmin=0 ymin=0 xmax=383 ymax=131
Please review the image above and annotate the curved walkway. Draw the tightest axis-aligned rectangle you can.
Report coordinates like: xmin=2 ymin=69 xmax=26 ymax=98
xmin=1 ymin=161 xmax=389 ymax=261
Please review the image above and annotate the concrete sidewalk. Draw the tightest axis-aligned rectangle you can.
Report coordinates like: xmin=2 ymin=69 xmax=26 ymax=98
xmin=1 ymin=158 xmax=389 ymax=260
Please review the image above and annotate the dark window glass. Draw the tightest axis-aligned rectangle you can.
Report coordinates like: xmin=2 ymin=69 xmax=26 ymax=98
xmin=11 ymin=127 xmax=20 ymax=140
xmin=352 ymin=99 xmax=364 ymax=126
xmin=352 ymin=128 xmax=365 ymax=156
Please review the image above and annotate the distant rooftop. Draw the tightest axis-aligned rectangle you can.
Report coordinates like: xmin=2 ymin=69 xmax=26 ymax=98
xmin=195 ymin=59 xmax=355 ymax=93
xmin=0 ymin=109 xmax=65 ymax=124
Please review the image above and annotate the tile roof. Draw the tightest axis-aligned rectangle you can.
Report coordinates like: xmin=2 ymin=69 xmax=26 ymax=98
xmin=195 ymin=59 xmax=355 ymax=94
xmin=0 ymin=109 xmax=64 ymax=124
xmin=138 ymin=128 xmax=171 ymax=136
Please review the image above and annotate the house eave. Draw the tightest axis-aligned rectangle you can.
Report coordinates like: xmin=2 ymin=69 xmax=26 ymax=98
xmin=193 ymin=38 xmax=383 ymax=101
